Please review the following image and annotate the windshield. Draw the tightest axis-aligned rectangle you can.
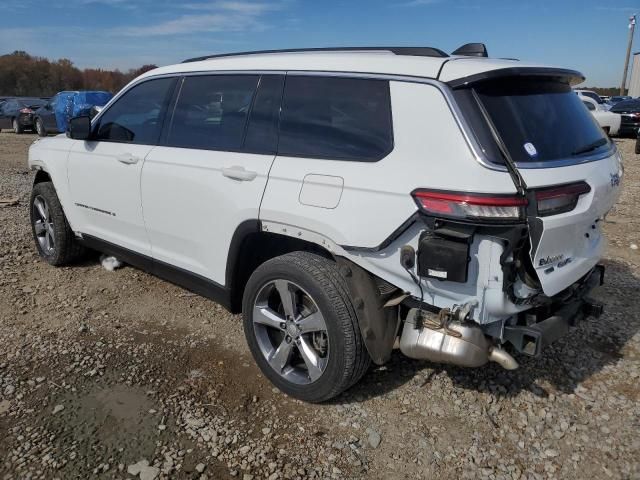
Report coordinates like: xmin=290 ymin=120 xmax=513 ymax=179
xmin=471 ymin=79 xmax=609 ymax=164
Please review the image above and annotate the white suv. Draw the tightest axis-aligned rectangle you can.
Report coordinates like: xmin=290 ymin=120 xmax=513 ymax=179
xmin=28 ymin=45 xmax=623 ymax=402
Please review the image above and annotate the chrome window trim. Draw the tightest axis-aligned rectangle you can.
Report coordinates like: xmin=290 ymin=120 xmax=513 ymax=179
xmin=94 ymin=68 xmax=615 ymax=171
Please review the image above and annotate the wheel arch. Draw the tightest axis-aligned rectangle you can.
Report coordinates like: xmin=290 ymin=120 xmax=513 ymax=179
xmin=226 ymin=220 xmax=336 ymax=313
xmin=33 ymin=169 xmax=52 ymax=185
xmin=226 ymin=221 xmax=402 ymax=365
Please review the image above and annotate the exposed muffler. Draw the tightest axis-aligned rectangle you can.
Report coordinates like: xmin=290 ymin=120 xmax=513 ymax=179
xmin=399 ymin=308 xmax=518 ymax=370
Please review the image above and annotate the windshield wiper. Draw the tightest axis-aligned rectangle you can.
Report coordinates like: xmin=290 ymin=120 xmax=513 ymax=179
xmin=572 ymin=137 xmax=608 ymax=156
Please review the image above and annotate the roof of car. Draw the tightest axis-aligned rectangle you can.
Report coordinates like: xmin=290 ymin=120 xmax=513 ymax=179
xmin=611 ymin=99 xmax=640 ymax=111
xmin=138 ymin=49 xmax=579 ymax=85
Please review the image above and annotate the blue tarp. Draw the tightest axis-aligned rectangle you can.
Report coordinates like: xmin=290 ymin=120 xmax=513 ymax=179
xmin=54 ymin=91 xmax=113 ymax=132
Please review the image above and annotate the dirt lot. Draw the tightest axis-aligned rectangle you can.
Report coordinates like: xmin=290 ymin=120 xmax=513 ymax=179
xmin=0 ymin=131 xmax=639 ymax=480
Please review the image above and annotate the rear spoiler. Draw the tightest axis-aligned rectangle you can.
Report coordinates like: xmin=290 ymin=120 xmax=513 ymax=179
xmin=447 ymin=67 xmax=585 ymax=89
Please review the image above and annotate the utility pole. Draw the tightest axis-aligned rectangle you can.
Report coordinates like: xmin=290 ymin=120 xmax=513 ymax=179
xmin=621 ymin=14 xmax=636 ymax=95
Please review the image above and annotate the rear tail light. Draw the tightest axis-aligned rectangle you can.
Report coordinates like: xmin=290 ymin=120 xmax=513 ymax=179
xmin=412 ymin=190 xmax=527 ymax=222
xmin=535 ymin=182 xmax=591 ymax=217
xmin=19 ymin=108 xmax=34 ymax=114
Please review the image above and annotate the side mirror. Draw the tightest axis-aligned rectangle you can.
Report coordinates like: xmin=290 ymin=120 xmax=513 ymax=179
xmin=67 ymin=116 xmax=92 ymax=140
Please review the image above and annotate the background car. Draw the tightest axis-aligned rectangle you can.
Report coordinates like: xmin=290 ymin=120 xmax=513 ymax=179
xmin=610 ymin=98 xmax=640 ymax=136
xmin=0 ymin=97 xmax=47 ymax=133
xmin=34 ymin=90 xmax=113 ymax=136
xmin=575 ymin=89 xmax=611 ymax=110
xmin=581 ymin=97 xmax=621 ymax=135
xmin=607 ymin=95 xmax=632 ymax=106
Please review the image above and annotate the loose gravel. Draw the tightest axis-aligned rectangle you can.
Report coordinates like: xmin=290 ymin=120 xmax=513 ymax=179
xmin=0 ymin=131 xmax=639 ymax=479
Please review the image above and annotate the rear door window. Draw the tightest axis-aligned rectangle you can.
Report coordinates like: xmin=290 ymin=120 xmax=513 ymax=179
xmin=278 ymin=76 xmax=393 ymax=161
xmin=94 ymin=77 xmax=175 ymax=145
xmin=465 ymin=79 xmax=609 ymax=165
xmin=166 ymin=75 xmax=259 ymax=151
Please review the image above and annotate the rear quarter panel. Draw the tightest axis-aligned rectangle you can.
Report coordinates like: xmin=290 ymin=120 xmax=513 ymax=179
xmin=260 ymin=81 xmax=516 ymax=249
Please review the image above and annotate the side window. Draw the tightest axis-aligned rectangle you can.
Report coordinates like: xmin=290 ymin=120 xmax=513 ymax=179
xmin=583 ymin=100 xmax=596 ymax=111
xmin=166 ymin=75 xmax=259 ymax=151
xmin=278 ymin=76 xmax=393 ymax=161
xmin=95 ymin=77 xmax=174 ymax=145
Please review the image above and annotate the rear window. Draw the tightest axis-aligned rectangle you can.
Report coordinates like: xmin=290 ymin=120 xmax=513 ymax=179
xmin=464 ymin=79 xmax=609 ymax=165
xmin=580 ymin=91 xmax=603 ymax=104
xmin=278 ymin=76 xmax=393 ymax=162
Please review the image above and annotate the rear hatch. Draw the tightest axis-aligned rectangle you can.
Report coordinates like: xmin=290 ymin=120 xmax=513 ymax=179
xmin=452 ymin=73 xmax=622 ymax=297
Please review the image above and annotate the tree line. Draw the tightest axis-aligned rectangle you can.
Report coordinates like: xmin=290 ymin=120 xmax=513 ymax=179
xmin=0 ymin=51 xmax=157 ymax=97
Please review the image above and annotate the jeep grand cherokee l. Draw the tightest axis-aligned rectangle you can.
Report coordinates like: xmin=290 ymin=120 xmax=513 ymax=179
xmin=27 ymin=44 xmax=622 ymax=402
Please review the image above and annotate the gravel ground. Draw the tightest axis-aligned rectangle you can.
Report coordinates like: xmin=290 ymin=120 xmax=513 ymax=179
xmin=0 ymin=131 xmax=639 ymax=480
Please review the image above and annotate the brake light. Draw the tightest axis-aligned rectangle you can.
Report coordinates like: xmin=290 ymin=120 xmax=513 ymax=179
xmin=19 ymin=108 xmax=33 ymax=114
xmin=535 ymin=182 xmax=591 ymax=217
xmin=412 ymin=190 xmax=527 ymax=222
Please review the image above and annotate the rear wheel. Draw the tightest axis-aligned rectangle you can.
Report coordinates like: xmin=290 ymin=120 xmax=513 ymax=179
xmin=35 ymin=118 xmax=46 ymax=137
xmin=636 ymin=135 xmax=640 ymax=154
xmin=12 ymin=118 xmax=23 ymax=134
xmin=243 ymin=252 xmax=370 ymax=402
xmin=30 ymin=181 xmax=85 ymax=266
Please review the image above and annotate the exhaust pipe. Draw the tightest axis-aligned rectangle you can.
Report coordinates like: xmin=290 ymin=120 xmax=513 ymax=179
xmin=399 ymin=308 xmax=518 ymax=370
xmin=488 ymin=347 xmax=519 ymax=370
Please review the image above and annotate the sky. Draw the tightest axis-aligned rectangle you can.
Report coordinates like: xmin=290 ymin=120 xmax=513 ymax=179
xmin=0 ymin=0 xmax=638 ymax=87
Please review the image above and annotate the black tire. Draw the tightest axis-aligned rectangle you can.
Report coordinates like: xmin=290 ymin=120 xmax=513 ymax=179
xmin=635 ymin=136 xmax=640 ymax=155
xmin=35 ymin=118 xmax=46 ymax=137
xmin=29 ymin=181 xmax=85 ymax=266
xmin=243 ymin=252 xmax=370 ymax=403
xmin=12 ymin=118 xmax=23 ymax=134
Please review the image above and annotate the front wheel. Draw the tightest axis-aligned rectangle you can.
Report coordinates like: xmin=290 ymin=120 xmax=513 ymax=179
xmin=30 ymin=181 xmax=85 ymax=266
xmin=242 ymin=252 xmax=370 ymax=403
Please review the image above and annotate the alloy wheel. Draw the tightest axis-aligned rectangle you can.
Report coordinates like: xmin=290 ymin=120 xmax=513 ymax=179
xmin=252 ymin=280 xmax=329 ymax=385
xmin=33 ymin=195 xmax=55 ymax=254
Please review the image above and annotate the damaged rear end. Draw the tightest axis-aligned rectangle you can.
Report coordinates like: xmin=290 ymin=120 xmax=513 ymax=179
xmin=394 ymin=67 xmax=622 ymax=369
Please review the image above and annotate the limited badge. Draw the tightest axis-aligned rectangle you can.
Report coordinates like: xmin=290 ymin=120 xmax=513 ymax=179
xmin=524 ymin=142 xmax=538 ymax=157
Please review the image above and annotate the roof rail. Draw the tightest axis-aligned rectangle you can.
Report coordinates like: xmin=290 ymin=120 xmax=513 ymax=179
xmin=182 ymin=46 xmax=449 ymax=63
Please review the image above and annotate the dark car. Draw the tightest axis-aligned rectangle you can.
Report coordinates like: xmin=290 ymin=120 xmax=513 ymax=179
xmin=34 ymin=91 xmax=113 ymax=136
xmin=610 ymin=99 xmax=640 ymax=137
xmin=0 ymin=97 xmax=47 ymax=133
xmin=608 ymin=95 xmax=632 ymax=106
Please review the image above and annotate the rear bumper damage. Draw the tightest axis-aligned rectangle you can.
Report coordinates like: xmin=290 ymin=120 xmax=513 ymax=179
xmin=397 ymin=265 xmax=605 ymax=370
xmin=502 ymin=264 xmax=604 ymax=356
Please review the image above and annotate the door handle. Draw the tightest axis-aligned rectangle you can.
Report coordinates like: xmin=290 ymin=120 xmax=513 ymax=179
xmin=222 ymin=166 xmax=257 ymax=181
xmin=116 ymin=153 xmax=140 ymax=165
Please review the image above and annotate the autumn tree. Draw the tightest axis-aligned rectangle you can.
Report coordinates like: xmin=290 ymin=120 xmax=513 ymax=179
xmin=0 ymin=51 xmax=157 ymax=97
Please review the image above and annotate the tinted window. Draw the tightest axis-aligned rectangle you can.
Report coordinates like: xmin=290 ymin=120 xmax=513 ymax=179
xmin=278 ymin=76 xmax=393 ymax=161
xmin=583 ymin=100 xmax=596 ymax=111
xmin=243 ymin=75 xmax=284 ymax=154
xmin=581 ymin=91 xmax=603 ymax=104
xmin=166 ymin=75 xmax=258 ymax=151
xmin=474 ymin=79 xmax=608 ymax=164
xmin=95 ymin=78 xmax=174 ymax=145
